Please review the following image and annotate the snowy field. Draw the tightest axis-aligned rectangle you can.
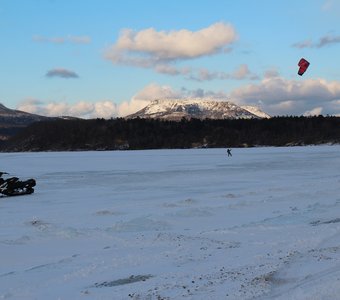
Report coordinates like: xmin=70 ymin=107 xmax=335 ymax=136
xmin=1 ymin=146 xmax=340 ymax=300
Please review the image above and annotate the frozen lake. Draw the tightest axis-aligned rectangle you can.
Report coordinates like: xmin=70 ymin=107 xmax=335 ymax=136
xmin=1 ymin=146 xmax=340 ymax=299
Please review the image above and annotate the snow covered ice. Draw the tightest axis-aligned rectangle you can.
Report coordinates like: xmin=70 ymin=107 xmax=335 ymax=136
xmin=1 ymin=146 xmax=340 ymax=299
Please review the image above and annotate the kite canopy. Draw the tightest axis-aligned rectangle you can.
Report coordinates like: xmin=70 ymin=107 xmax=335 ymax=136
xmin=298 ymin=58 xmax=310 ymax=76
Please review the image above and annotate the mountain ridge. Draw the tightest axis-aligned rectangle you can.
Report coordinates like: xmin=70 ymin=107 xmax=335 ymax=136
xmin=0 ymin=103 xmax=53 ymax=141
xmin=126 ymin=98 xmax=270 ymax=120
xmin=0 ymin=103 xmax=50 ymax=120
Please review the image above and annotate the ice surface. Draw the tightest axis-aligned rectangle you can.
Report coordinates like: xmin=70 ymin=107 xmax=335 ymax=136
xmin=1 ymin=146 xmax=340 ymax=299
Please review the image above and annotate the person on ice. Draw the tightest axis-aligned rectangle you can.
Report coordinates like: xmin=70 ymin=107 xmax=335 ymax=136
xmin=227 ymin=149 xmax=232 ymax=157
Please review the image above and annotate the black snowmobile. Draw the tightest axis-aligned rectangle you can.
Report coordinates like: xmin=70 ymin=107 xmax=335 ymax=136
xmin=0 ymin=172 xmax=36 ymax=196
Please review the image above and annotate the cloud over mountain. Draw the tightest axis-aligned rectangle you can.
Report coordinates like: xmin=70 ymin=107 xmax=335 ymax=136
xmin=231 ymin=77 xmax=340 ymax=115
xmin=16 ymin=76 xmax=340 ymax=119
xmin=17 ymin=99 xmax=118 ymax=119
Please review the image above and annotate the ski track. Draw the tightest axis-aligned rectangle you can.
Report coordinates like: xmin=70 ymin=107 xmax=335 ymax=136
xmin=1 ymin=146 xmax=340 ymax=299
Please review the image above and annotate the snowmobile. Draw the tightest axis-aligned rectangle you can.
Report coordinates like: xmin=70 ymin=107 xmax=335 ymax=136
xmin=0 ymin=172 xmax=36 ymax=196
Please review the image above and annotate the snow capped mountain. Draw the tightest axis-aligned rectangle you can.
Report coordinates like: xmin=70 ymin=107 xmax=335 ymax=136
xmin=126 ymin=98 xmax=270 ymax=120
xmin=241 ymin=105 xmax=271 ymax=119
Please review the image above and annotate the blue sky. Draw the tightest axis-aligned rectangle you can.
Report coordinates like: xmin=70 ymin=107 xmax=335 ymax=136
xmin=1 ymin=0 xmax=340 ymax=118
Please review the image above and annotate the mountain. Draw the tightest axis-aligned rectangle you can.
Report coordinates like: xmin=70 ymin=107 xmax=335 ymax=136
xmin=0 ymin=103 xmax=51 ymax=141
xmin=0 ymin=103 xmax=50 ymax=122
xmin=240 ymin=105 xmax=271 ymax=119
xmin=125 ymin=98 xmax=270 ymax=121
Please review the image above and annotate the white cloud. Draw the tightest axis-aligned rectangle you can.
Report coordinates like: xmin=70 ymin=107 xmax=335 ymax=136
xmin=104 ymin=23 xmax=262 ymax=83
xmin=106 ymin=22 xmax=237 ymax=62
xmin=44 ymin=102 xmax=70 ymax=116
xmin=132 ymin=83 xmax=229 ymax=101
xmin=304 ymin=107 xmax=323 ymax=116
xmin=263 ymin=69 xmax=280 ymax=79
xmin=104 ymin=22 xmax=239 ymax=81
xmin=232 ymin=64 xmax=259 ymax=80
xmin=189 ymin=64 xmax=258 ymax=81
xmin=17 ymin=100 xmax=119 ymax=119
xmin=68 ymin=102 xmax=94 ymax=116
xmin=117 ymin=99 xmax=149 ymax=117
xmin=189 ymin=68 xmax=222 ymax=81
xmin=16 ymin=99 xmax=44 ymax=114
xmin=132 ymin=83 xmax=181 ymax=101
xmin=154 ymin=64 xmax=191 ymax=76
xmin=232 ymin=64 xmax=250 ymax=79
xmin=95 ymin=101 xmax=119 ymax=119
xmin=230 ymin=77 xmax=340 ymax=115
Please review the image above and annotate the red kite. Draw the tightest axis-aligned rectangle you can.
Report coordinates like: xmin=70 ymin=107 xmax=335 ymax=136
xmin=298 ymin=58 xmax=310 ymax=76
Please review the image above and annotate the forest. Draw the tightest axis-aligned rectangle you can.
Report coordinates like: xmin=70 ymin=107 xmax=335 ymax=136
xmin=1 ymin=116 xmax=340 ymax=152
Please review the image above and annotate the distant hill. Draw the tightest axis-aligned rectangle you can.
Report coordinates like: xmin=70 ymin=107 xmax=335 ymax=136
xmin=0 ymin=103 xmax=48 ymax=122
xmin=0 ymin=103 xmax=82 ymax=142
xmin=0 ymin=103 xmax=51 ymax=141
xmin=125 ymin=98 xmax=271 ymax=121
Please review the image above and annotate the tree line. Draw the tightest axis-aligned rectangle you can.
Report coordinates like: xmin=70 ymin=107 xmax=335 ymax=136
xmin=1 ymin=116 xmax=340 ymax=152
